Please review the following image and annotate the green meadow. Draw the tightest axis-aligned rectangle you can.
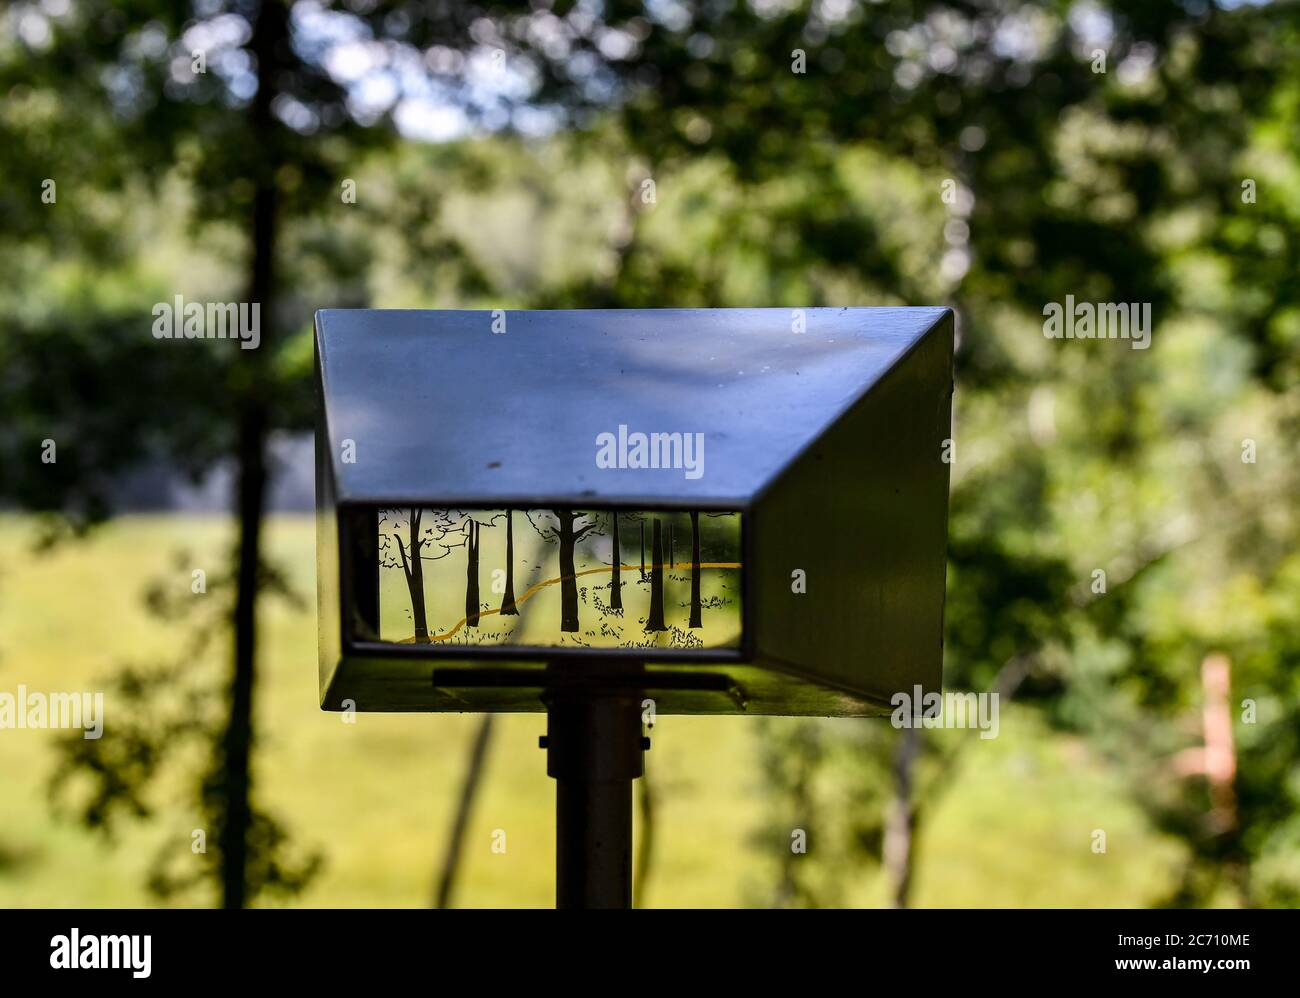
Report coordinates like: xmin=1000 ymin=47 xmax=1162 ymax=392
xmin=0 ymin=515 xmax=1184 ymax=907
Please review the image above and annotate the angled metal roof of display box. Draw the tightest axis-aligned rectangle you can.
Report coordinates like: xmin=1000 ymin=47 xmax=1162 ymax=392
xmin=315 ymin=307 xmax=954 ymax=716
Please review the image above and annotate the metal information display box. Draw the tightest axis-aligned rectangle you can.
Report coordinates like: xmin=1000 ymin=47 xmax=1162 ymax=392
xmin=315 ymin=306 xmax=954 ymax=906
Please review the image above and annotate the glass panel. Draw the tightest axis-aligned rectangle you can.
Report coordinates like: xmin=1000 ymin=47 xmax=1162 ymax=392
xmin=376 ymin=509 xmax=742 ymax=650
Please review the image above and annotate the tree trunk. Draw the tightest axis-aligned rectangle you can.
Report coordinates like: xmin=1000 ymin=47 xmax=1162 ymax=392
xmin=610 ymin=514 xmax=622 ymax=610
xmin=633 ymin=769 xmax=656 ymax=907
xmin=645 ymin=519 xmax=666 ymax=631
xmin=558 ymin=512 xmax=579 ymax=632
xmin=499 ymin=510 xmax=517 ymax=615
xmin=667 ymin=524 xmax=674 ymax=573
xmin=465 ymin=521 xmax=480 ymax=627
xmin=689 ymin=511 xmax=702 ymax=628
xmin=408 ymin=509 xmax=430 ymax=641
xmin=218 ymin=0 xmax=287 ymax=912
xmin=433 ymin=715 xmax=495 ymax=908
xmin=639 ymin=520 xmax=646 ymax=581
xmin=883 ymin=725 xmax=922 ymax=908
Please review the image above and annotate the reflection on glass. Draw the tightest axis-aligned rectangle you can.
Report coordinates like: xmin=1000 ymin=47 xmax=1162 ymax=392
xmin=377 ymin=509 xmax=742 ymax=650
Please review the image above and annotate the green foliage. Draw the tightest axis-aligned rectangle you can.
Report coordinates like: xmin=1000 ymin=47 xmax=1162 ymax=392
xmin=3 ymin=0 xmax=1298 ymax=907
xmin=46 ymin=552 xmax=322 ymax=904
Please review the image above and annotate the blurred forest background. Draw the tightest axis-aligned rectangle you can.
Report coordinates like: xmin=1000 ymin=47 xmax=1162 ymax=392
xmin=1 ymin=0 xmax=1298 ymax=907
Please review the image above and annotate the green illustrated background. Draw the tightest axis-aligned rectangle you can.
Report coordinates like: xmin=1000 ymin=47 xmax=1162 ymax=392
xmin=377 ymin=509 xmax=742 ymax=649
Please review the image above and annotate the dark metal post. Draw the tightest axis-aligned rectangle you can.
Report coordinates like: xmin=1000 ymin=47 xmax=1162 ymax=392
xmin=543 ymin=690 xmax=647 ymax=909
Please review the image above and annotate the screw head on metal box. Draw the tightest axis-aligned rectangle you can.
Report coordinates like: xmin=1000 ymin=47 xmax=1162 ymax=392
xmin=314 ymin=307 xmax=954 ymax=717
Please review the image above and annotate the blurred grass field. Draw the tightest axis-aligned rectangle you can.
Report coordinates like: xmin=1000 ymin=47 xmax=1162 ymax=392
xmin=0 ymin=515 xmax=1185 ymax=907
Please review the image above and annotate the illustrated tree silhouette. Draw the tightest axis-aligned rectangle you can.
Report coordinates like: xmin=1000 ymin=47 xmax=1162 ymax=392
xmin=379 ymin=508 xmax=464 ymax=641
xmin=381 ymin=508 xmax=429 ymax=642
xmin=465 ymin=520 xmax=481 ymax=627
xmin=500 ymin=509 xmax=519 ymax=616
xmin=438 ymin=511 xmax=504 ymax=630
xmin=526 ymin=510 xmax=604 ymax=632
xmin=689 ymin=512 xmax=703 ymax=630
xmin=613 ymin=510 xmax=649 ymax=583
xmin=687 ymin=513 xmax=736 ymax=630
xmin=609 ymin=512 xmax=624 ymax=611
xmin=645 ymin=518 xmax=667 ymax=632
